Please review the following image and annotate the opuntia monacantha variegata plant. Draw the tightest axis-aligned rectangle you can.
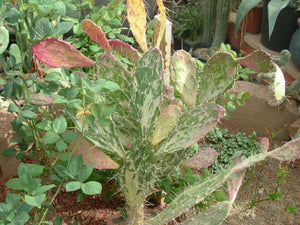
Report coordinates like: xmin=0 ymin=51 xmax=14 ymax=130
xmin=32 ymin=1 xmax=300 ymax=224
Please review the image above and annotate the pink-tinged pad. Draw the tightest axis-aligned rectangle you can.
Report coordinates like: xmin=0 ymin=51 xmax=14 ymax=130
xmin=267 ymin=137 xmax=300 ymax=161
xmin=81 ymin=19 xmax=110 ymax=52
xmin=228 ymin=160 xmax=246 ymax=202
xmin=72 ymin=136 xmax=119 ymax=170
xmin=109 ymin=39 xmax=141 ymax=63
xmin=182 ymin=147 xmax=219 ymax=169
xmin=32 ymin=38 xmax=95 ymax=68
xmin=260 ymin=137 xmax=270 ymax=152
xmin=236 ymin=50 xmax=272 ymax=73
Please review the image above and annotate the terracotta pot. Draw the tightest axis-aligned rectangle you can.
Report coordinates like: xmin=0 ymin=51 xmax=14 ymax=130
xmin=0 ymin=106 xmax=20 ymax=182
xmin=244 ymin=6 xmax=263 ymax=34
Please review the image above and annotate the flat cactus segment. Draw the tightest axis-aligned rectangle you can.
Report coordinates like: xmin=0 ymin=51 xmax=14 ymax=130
xmin=127 ymin=0 xmax=148 ymax=52
xmin=182 ymin=147 xmax=219 ymax=169
xmin=154 ymin=0 xmax=166 ymax=49
xmin=273 ymin=63 xmax=285 ymax=101
xmin=72 ymin=136 xmax=119 ymax=170
xmin=74 ymin=120 xmax=124 ymax=159
xmin=267 ymin=137 xmax=300 ymax=161
xmin=109 ymin=39 xmax=141 ymax=63
xmin=170 ymin=50 xmax=198 ymax=106
xmin=182 ymin=201 xmax=232 ymax=225
xmin=131 ymin=48 xmax=164 ymax=138
xmin=198 ymin=52 xmax=236 ymax=104
xmin=157 ymin=104 xmax=225 ymax=155
xmin=32 ymin=38 xmax=95 ymax=68
xmin=146 ymin=170 xmax=231 ymax=225
xmin=152 ymin=104 xmax=181 ymax=145
xmin=236 ymin=50 xmax=272 ymax=73
xmin=81 ymin=19 xmax=110 ymax=52
xmin=227 ymin=168 xmax=246 ymax=202
xmin=97 ymin=52 xmax=132 ymax=99
xmin=260 ymin=137 xmax=270 ymax=152
xmin=231 ymin=153 xmax=267 ymax=173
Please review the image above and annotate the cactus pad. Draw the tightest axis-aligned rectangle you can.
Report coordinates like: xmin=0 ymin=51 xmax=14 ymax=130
xmin=267 ymin=137 xmax=300 ymax=161
xmin=109 ymin=39 xmax=141 ymax=63
xmin=152 ymin=104 xmax=181 ymax=145
xmin=157 ymin=104 xmax=225 ymax=155
xmin=236 ymin=50 xmax=272 ymax=73
xmin=131 ymin=48 xmax=164 ymax=138
xmin=183 ymin=201 xmax=232 ymax=225
xmin=32 ymin=38 xmax=95 ymax=68
xmin=198 ymin=52 xmax=236 ymax=104
xmin=127 ymin=0 xmax=148 ymax=52
xmin=182 ymin=147 xmax=219 ymax=169
xmin=73 ymin=136 xmax=119 ymax=170
xmin=81 ymin=19 xmax=110 ymax=52
xmin=170 ymin=50 xmax=198 ymax=107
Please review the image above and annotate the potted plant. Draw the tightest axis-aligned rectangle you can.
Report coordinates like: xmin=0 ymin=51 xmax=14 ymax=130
xmin=289 ymin=18 xmax=300 ymax=69
xmin=171 ymin=0 xmax=203 ymax=51
xmin=235 ymin=0 xmax=300 ymax=51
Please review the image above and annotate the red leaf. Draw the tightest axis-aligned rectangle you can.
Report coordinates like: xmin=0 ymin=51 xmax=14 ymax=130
xmin=32 ymin=38 xmax=94 ymax=68
xmin=81 ymin=19 xmax=110 ymax=52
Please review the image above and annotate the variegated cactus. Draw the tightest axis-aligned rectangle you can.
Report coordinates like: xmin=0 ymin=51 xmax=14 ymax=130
xmin=32 ymin=1 xmax=300 ymax=225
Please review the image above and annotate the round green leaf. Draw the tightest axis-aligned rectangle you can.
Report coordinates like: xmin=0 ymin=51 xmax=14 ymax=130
xmin=24 ymin=194 xmax=46 ymax=208
xmin=0 ymin=26 xmax=9 ymax=54
xmin=65 ymin=181 xmax=81 ymax=192
xmin=44 ymin=131 xmax=60 ymax=145
xmin=55 ymin=139 xmax=68 ymax=151
xmin=21 ymin=110 xmax=37 ymax=120
xmin=1 ymin=147 xmax=17 ymax=157
xmin=53 ymin=116 xmax=67 ymax=134
xmin=81 ymin=181 xmax=102 ymax=195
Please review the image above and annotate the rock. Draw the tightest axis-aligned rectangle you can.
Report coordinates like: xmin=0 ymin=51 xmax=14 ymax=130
xmin=222 ymin=81 xmax=299 ymax=141
xmin=0 ymin=106 xmax=20 ymax=182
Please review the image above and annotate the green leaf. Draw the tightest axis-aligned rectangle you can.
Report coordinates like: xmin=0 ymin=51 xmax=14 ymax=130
xmin=36 ymin=120 xmax=52 ymax=131
xmin=62 ymin=131 xmax=79 ymax=144
xmin=103 ymin=80 xmax=120 ymax=91
xmin=32 ymin=184 xmax=56 ymax=195
xmin=78 ymin=164 xmax=93 ymax=183
xmin=21 ymin=110 xmax=37 ymax=120
xmin=53 ymin=21 xmax=74 ymax=35
xmin=53 ymin=116 xmax=67 ymax=134
xmin=268 ymin=0 xmax=289 ymax=38
xmin=1 ymin=147 xmax=17 ymax=157
xmin=6 ymin=178 xmax=23 ymax=191
xmin=81 ymin=181 xmax=102 ymax=195
xmin=226 ymin=101 xmax=236 ymax=112
xmin=54 ymin=216 xmax=64 ymax=225
xmin=35 ymin=18 xmax=52 ymax=38
xmin=65 ymin=181 xmax=81 ymax=192
xmin=68 ymin=155 xmax=83 ymax=178
xmin=45 ymin=72 xmax=62 ymax=81
xmin=235 ymin=0 xmax=262 ymax=33
xmin=9 ymin=44 xmax=21 ymax=65
xmin=44 ymin=131 xmax=60 ymax=145
xmin=24 ymin=194 xmax=46 ymax=208
xmin=0 ymin=26 xmax=9 ymax=54
xmin=18 ymin=163 xmax=44 ymax=177
xmin=55 ymin=139 xmax=68 ymax=151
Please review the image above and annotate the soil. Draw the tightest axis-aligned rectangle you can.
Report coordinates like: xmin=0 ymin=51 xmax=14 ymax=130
xmin=1 ymin=157 xmax=299 ymax=225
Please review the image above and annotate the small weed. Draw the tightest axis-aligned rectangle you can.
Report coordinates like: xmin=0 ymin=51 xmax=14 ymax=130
xmin=285 ymin=203 xmax=299 ymax=214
